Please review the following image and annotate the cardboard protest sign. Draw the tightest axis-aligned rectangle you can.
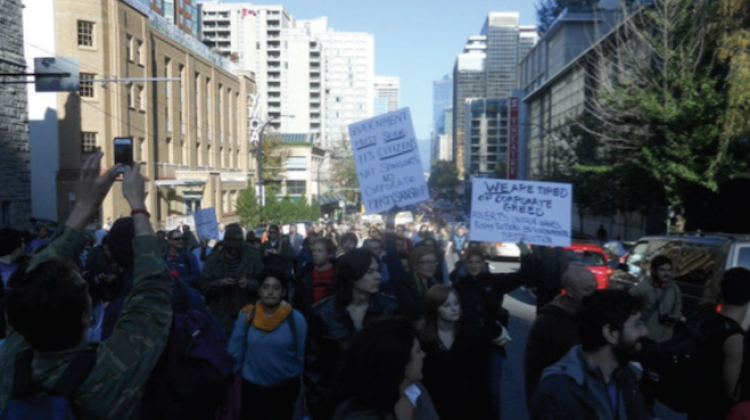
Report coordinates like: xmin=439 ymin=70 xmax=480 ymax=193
xmin=469 ymin=178 xmax=572 ymax=247
xmin=192 ymin=208 xmax=219 ymax=241
xmin=348 ymin=108 xmax=429 ymax=214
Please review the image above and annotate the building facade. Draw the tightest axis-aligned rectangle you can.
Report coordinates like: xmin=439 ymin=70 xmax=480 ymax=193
xmin=373 ymin=75 xmax=399 ymax=115
xmin=463 ymin=98 xmax=509 ymax=176
xmin=280 ymin=137 xmax=326 ymax=204
xmin=0 ymin=0 xmax=32 ymax=229
xmin=452 ymin=13 xmax=538 ymax=177
xmin=431 ymin=74 xmax=453 ymax=162
xmin=25 ymin=0 xmax=257 ymax=229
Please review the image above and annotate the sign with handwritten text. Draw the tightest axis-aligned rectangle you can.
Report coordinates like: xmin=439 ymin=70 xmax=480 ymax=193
xmin=193 ymin=208 xmax=219 ymax=241
xmin=348 ymin=108 xmax=429 ymax=214
xmin=470 ymin=178 xmax=572 ymax=247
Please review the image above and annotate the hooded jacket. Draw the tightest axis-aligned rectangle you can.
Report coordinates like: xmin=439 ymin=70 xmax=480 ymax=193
xmin=524 ymin=296 xmax=580 ymax=404
xmin=531 ymin=346 xmax=652 ymax=420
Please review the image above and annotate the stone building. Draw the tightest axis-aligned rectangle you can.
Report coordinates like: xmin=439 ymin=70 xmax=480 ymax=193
xmin=24 ymin=0 xmax=257 ymax=230
xmin=0 ymin=0 xmax=32 ymax=229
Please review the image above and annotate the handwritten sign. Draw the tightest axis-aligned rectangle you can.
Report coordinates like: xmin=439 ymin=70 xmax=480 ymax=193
xmin=348 ymin=108 xmax=429 ymax=214
xmin=193 ymin=208 xmax=219 ymax=241
xmin=469 ymin=178 xmax=572 ymax=247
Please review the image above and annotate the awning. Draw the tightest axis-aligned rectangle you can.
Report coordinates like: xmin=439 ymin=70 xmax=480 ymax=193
xmin=319 ymin=194 xmax=342 ymax=206
xmin=155 ymin=179 xmax=206 ymax=187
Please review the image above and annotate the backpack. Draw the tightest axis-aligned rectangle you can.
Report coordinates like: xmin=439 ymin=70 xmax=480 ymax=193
xmin=140 ymin=279 xmax=235 ymax=420
xmin=1 ymin=347 xmax=97 ymax=420
xmin=640 ymin=310 xmax=743 ymax=413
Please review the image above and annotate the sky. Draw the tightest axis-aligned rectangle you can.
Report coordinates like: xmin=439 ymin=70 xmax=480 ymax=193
xmin=227 ymin=0 xmax=539 ymax=140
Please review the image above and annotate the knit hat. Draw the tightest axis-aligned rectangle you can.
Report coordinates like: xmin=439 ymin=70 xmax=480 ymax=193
xmin=224 ymin=224 xmax=244 ymax=248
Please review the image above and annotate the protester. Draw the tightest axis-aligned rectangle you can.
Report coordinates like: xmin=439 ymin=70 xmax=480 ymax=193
xmin=395 ymin=246 xmax=441 ymax=320
xmin=217 ymin=223 xmax=225 ymax=241
xmin=164 ymin=228 xmax=201 ymax=285
xmin=0 ymin=228 xmax=24 ymax=288
xmin=339 ymin=232 xmax=358 ymax=256
xmin=25 ymin=225 xmax=50 ymax=255
xmin=688 ymin=267 xmax=750 ymax=419
xmin=364 ymin=238 xmax=390 ymax=290
xmin=419 ymin=238 xmax=448 ymax=284
xmin=524 ymin=264 xmax=597 ymax=406
xmin=319 ymin=317 xmax=438 ymax=420
xmin=629 ymin=255 xmax=683 ymax=342
xmin=412 ymin=225 xmax=431 ymax=246
xmin=531 ymin=289 xmax=651 ymax=420
xmin=293 ymin=237 xmax=337 ymax=319
xmin=197 ymin=223 xmax=264 ymax=336
xmin=191 ymin=238 xmax=213 ymax=273
xmin=395 ymin=224 xmax=413 ymax=253
xmin=181 ymin=224 xmax=199 ymax=250
xmin=228 ymin=267 xmax=307 ymax=420
xmin=261 ymin=224 xmax=295 ymax=272
xmin=305 ymin=248 xmax=398 ymax=416
xmin=530 ymin=245 xmax=568 ymax=312
xmin=288 ymin=223 xmax=305 ymax=256
xmin=420 ymin=285 xmax=494 ymax=420
xmin=0 ymin=155 xmax=174 ymax=419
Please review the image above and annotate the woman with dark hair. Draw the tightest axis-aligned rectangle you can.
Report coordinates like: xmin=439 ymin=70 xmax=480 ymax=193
xmin=321 ymin=317 xmax=439 ymax=420
xmin=451 ymin=246 xmax=533 ymax=419
xmin=304 ymin=248 xmax=398 ymax=416
xmin=418 ymin=238 xmax=448 ymax=284
xmin=421 ymin=284 xmax=493 ymax=420
xmin=228 ymin=266 xmax=307 ymax=420
xmin=395 ymin=246 xmax=441 ymax=320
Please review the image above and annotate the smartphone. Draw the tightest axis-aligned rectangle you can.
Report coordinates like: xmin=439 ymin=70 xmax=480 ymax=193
xmin=113 ymin=137 xmax=134 ymax=173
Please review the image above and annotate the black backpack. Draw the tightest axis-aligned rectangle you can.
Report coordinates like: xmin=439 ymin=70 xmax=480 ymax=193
xmin=0 ymin=348 xmax=97 ymax=420
xmin=640 ymin=311 xmax=742 ymax=413
xmin=140 ymin=279 xmax=235 ymax=420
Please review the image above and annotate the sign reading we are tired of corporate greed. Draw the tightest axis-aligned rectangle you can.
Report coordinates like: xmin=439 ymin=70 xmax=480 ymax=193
xmin=469 ymin=178 xmax=573 ymax=247
xmin=348 ymin=108 xmax=429 ymax=214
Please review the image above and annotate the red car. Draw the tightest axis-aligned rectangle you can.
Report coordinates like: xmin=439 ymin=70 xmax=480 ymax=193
xmin=563 ymin=242 xmax=612 ymax=289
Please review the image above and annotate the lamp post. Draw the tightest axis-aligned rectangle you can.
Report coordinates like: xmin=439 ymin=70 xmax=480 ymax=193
xmin=256 ymin=114 xmax=294 ymax=207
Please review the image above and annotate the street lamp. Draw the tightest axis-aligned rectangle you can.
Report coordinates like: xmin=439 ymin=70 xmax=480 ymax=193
xmin=256 ymin=114 xmax=294 ymax=206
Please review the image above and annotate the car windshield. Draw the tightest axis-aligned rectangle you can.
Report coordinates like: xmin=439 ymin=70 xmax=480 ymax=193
xmin=566 ymin=250 xmax=606 ymax=267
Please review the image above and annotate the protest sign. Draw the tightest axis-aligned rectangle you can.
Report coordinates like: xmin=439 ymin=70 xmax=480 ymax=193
xmin=348 ymin=108 xmax=429 ymax=214
xmin=469 ymin=178 xmax=572 ymax=247
xmin=193 ymin=208 xmax=219 ymax=241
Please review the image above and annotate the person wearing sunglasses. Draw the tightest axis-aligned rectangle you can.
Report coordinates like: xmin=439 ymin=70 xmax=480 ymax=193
xmin=164 ymin=229 xmax=201 ymax=285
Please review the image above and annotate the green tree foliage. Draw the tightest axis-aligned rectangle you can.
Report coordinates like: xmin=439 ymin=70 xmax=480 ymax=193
xmin=236 ymin=187 xmax=261 ymax=228
xmin=717 ymin=0 xmax=750 ymax=153
xmin=329 ymin=134 xmax=360 ymax=203
xmin=258 ymin=133 xmax=290 ymax=187
xmin=428 ymin=160 xmax=460 ymax=193
xmin=236 ymin=186 xmax=321 ymax=226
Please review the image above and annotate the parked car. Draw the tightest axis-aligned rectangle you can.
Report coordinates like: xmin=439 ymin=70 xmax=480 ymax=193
xmin=608 ymin=233 xmax=750 ymax=315
xmin=563 ymin=242 xmax=611 ymax=289
xmin=483 ymin=242 xmax=521 ymax=261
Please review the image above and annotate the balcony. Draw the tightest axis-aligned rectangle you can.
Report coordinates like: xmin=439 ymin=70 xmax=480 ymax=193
xmin=267 ymin=32 xmax=280 ymax=39
xmin=267 ymin=42 xmax=281 ymax=50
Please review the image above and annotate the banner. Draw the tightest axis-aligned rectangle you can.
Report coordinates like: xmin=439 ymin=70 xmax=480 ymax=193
xmin=193 ymin=208 xmax=219 ymax=241
xmin=348 ymin=108 xmax=429 ymax=214
xmin=469 ymin=178 xmax=572 ymax=247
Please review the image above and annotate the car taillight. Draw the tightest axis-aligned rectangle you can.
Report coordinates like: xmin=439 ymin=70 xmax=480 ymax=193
xmin=607 ymin=268 xmax=613 ymax=275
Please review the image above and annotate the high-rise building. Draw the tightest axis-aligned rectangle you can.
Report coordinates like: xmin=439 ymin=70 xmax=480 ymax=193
xmin=25 ymin=0 xmax=256 ymax=227
xmin=299 ymin=17 xmax=375 ymax=148
xmin=452 ymin=12 xmax=537 ymax=177
xmin=464 ymin=98 xmax=508 ymax=176
xmin=373 ymin=76 xmax=399 ymax=115
xmin=432 ymin=74 xmax=453 ymax=162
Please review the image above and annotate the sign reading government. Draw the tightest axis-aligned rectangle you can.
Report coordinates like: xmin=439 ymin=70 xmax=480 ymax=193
xmin=348 ymin=108 xmax=429 ymax=214
xmin=470 ymin=178 xmax=573 ymax=247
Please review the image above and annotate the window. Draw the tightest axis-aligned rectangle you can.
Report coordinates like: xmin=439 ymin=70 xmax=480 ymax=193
xmin=737 ymin=247 xmax=750 ymax=270
xmin=285 ymin=156 xmax=307 ymax=171
xmin=138 ymin=137 xmax=146 ymax=162
xmin=167 ymin=137 xmax=173 ymax=162
xmin=127 ymin=84 xmax=135 ymax=108
xmin=79 ymin=73 xmax=95 ymax=98
xmin=81 ymin=132 xmax=97 ymax=152
xmin=77 ymin=21 xmax=94 ymax=47
xmin=287 ymin=180 xmax=306 ymax=195
xmin=138 ymin=85 xmax=145 ymax=110
xmin=137 ymin=40 xmax=145 ymax=65
xmin=126 ymin=35 xmax=133 ymax=61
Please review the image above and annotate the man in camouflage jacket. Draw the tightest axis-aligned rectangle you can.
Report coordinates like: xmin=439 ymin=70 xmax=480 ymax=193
xmin=0 ymin=156 xmax=172 ymax=420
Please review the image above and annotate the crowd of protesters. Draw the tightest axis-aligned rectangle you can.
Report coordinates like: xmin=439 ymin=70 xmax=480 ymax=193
xmin=4 ymin=154 xmax=750 ymax=420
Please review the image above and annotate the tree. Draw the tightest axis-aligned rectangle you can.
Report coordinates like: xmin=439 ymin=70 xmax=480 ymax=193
xmin=492 ymin=162 xmax=507 ymax=179
xmin=256 ymin=132 xmax=290 ymax=188
xmin=579 ymin=0 xmax=733 ymax=213
xmin=428 ymin=160 xmax=460 ymax=193
xmin=329 ymin=133 xmax=360 ymax=204
xmin=236 ymin=187 xmax=261 ymax=228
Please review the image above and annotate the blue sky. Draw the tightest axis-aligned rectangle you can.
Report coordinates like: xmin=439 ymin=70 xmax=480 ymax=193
xmin=231 ymin=0 xmax=539 ymax=139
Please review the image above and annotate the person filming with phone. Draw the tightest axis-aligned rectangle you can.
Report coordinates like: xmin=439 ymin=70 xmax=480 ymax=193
xmin=629 ymin=255 xmax=683 ymax=343
xmin=0 ymin=154 xmax=175 ymax=419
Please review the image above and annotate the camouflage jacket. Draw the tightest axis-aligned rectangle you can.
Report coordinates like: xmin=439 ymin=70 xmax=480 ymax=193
xmin=0 ymin=226 xmax=173 ymax=420
xmin=196 ymin=246 xmax=263 ymax=335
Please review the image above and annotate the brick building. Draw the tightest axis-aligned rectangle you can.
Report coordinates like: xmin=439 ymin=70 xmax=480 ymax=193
xmin=0 ymin=0 xmax=32 ymax=229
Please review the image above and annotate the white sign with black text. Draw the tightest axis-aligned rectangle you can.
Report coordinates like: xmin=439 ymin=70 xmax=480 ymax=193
xmin=348 ymin=108 xmax=429 ymax=214
xmin=469 ymin=178 xmax=573 ymax=247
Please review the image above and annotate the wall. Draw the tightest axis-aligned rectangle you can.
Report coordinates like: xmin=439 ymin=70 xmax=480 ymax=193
xmin=0 ymin=0 xmax=32 ymax=228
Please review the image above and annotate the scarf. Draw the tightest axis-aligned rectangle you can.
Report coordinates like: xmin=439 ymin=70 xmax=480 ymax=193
xmin=240 ymin=300 xmax=293 ymax=332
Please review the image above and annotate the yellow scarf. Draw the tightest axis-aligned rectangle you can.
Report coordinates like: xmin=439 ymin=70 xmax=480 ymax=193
xmin=239 ymin=301 xmax=293 ymax=332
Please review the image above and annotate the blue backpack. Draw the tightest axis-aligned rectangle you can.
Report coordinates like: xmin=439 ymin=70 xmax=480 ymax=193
xmin=140 ymin=279 xmax=235 ymax=420
xmin=1 ymin=348 xmax=97 ymax=420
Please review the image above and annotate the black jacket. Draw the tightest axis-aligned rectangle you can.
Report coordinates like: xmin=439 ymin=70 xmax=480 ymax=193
xmin=304 ymin=293 xmax=398 ymax=413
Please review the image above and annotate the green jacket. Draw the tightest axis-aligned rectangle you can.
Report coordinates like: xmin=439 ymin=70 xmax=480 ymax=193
xmin=629 ymin=276 xmax=683 ymax=343
xmin=196 ymin=246 xmax=263 ymax=335
xmin=0 ymin=226 xmax=173 ymax=420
